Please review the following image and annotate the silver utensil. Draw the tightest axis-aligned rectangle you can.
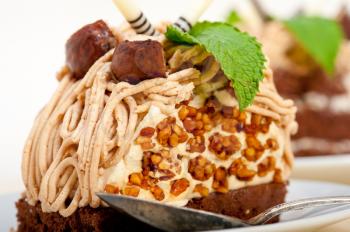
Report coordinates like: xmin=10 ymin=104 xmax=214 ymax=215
xmin=97 ymin=193 xmax=350 ymax=232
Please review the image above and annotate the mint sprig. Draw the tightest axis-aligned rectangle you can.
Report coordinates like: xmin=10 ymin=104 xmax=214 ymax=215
xmin=165 ymin=22 xmax=266 ymax=110
xmin=284 ymin=16 xmax=343 ymax=75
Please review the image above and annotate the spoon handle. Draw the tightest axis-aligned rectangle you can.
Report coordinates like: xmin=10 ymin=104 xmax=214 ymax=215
xmin=249 ymin=196 xmax=350 ymax=225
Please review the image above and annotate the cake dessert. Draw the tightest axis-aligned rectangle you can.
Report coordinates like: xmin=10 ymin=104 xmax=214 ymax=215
xmin=235 ymin=1 xmax=350 ymax=156
xmin=17 ymin=6 xmax=297 ymax=232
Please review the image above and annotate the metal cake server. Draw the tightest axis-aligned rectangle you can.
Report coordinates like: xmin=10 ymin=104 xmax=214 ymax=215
xmin=97 ymin=193 xmax=350 ymax=232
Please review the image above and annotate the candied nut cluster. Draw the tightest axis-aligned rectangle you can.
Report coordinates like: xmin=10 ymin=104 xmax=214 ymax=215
xmin=142 ymin=151 xmax=177 ymax=180
xmin=228 ymin=158 xmax=256 ymax=181
xmin=242 ymin=136 xmax=265 ymax=162
xmin=212 ymin=167 xmax=229 ymax=193
xmin=209 ymin=133 xmax=241 ymax=160
xmin=170 ymin=178 xmax=190 ymax=196
xmin=188 ymin=155 xmax=216 ymax=181
xmin=156 ymin=117 xmax=188 ymax=147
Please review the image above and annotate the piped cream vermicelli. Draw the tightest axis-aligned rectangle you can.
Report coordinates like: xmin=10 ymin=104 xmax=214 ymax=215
xmin=22 ymin=28 xmax=297 ymax=217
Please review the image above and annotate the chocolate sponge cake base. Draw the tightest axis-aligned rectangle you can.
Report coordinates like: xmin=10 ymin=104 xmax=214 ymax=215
xmin=16 ymin=183 xmax=286 ymax=232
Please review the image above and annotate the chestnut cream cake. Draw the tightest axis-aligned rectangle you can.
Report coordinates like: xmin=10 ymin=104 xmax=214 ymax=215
xmin=17 ymin=18 xmax=297 ymax=231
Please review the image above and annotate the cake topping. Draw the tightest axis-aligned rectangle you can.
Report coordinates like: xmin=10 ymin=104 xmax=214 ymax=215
xmin=111 ymin=40 xmax=166 ymax=84
xmin=65 ymin=20 xmax=117 ymax=79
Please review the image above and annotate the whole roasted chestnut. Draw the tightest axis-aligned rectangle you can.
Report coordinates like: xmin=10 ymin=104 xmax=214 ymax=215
xmin=111 ymin=40 xmax=166 ymax=84
xmin=66 ymin=20 xmax=117 ymax=79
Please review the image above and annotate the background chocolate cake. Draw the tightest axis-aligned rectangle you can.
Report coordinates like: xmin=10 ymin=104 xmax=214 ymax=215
xmin=236 ymin=1 xmax=350 ymax=156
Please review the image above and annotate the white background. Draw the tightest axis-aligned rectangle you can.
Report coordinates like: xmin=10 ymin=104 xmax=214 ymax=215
xmin=0 ymin=0 xmax=348 ymax=194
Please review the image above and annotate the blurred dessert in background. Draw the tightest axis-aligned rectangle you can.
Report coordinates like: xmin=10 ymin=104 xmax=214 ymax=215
xmin=234 ymin=1 xmax=350 ymax=156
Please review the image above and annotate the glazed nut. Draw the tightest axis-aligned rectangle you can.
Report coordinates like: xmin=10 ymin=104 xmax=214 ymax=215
xmin=140 ymin=127 xmax=155 ymax=137
xmin=104 ymin=183 xmax=119 ymax=194
xmin=188 ymin=156 xmax=216 ymax=181
xmin=222 ymin=118 xmax=238 ymax=133
xmin=246 ymin=136 xmax=263 ymax=150
xmin=150 ymin=185 xmax=165 ymax=201
xmin=170 ymin=178 xmax=190 ymax=196
xmin=169 ymin=134 xmax=179 ymax=147
xmin=179 ymin=106 xmax=190 ymax=120
xmin=183 ymin=118 xmax=197 ymax=132
xmin=129 ymin=173 xmax=143 ymax=186
xmin=236 ymin=167 xmax=256 ymax=181
xmin=123 ymin=186 xmax=140 ymax=197
xmin=151 ymin=154 xmax=162 ymax=165
xmin=193 ymin=184 xmax=209 ymax=197
xmin=187 ymin=136 xmax=206 ymax=153
xmin=258 ymin=156 xmax=276 ymax=177
xmin=243 ymin=147 xmax=256 ymax=161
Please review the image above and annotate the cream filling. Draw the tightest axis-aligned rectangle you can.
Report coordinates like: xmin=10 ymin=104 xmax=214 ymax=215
xmin=293 ymin=137 xmax=350 ymax=154
xmin=99 ymin=93 xmax=288 ymax=206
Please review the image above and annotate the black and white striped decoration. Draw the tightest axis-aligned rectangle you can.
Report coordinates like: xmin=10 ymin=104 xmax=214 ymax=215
xmin=174 ymin=16 xmax=192 ymax=32
xmin=128 ymin=12 xmax=157 ymax=36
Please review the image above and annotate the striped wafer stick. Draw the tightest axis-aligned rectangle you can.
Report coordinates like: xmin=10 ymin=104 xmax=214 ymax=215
xmin=174 ymin=0 xmax=213 ymax=32
xmin=112 ymin=0 xmax=158 ymax=36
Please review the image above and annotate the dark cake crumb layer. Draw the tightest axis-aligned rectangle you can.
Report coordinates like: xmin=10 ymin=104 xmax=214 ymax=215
xmin=16 ymin=183 xmax=286 ymax=232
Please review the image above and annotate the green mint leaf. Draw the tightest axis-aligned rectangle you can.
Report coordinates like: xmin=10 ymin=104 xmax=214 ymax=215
xmin=165 ymin=25 xmax=198 ymax=44
xmin=165 ymin=22 xmax=266 ymax=110
xmin=284 ymin=16 xmax=343 ymax=75
xmin=226 ymin=10 xmax=241 ymax=25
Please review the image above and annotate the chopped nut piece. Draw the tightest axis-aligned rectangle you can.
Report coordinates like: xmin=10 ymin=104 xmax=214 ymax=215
xmin=188 ymin=156 xmax=216 ymax=181
xmin=104 ymin=184 xmax=119 ymax=194
xmin=236 ymin=167 xmax=256 ymax=181
xmin=123 ymin=186 xmax=140 ymax=197
xmin=209 ymin=133 xmax=241 ymax=160
xmin=156 ymin=117 xmax=188 ymax=147
xmin=243 ymin=147 xmax=256 ymax=161
xmin=151 ymin=154 xmax=162 ymax=165
xmin=187 ymin=136 xmax=206 ymax=153
xmin=140 ymin=127 xmax=155 ymax=137
xmin=170 ymin=178 xmax=190 ymax=196
xmin=150 ymin=185 xmax=165 ymax=201
xmin=212 ymin=167 xmax=228 ymax=193
xmin=222 ymin=118 xmax=238 ymax=133
xmin=129 ymin=173 xmax=143 ymax=186
xmin=169 ymin=134 xmax=179 ymax=147
xmin=193 ymin=184 xmax=209 ymax=197
xmin=178 ymin=106 xmax=190 ymax=120
xmin=183 ymin=118 xmax=197 ymax=132
xmin=246 ymin=136 xmax=264 ymax=150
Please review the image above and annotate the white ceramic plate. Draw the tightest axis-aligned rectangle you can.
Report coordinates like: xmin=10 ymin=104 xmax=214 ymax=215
xmin=293 ymin=154 xmax=350 ymax=185
xmin=3 ymin=179 xmax=350 ymax=232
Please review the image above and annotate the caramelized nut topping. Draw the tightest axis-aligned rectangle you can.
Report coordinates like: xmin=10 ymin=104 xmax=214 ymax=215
xmin=123 ymin=186 xmax=140 ymax=197
xmin=228 ymin=158 xmax=256 ymax=181
xmin=104 ymin=183 xmax=119 ymax=194
xmin=209 ymin=133 xmax=241 ymax=160
xmin=212 ymin=167 xmax=228 ymax=193
xmin=129 ymin=173 xmax=143 ymax=186
xmin=188 ymin=156 xmax=216 ymax=181
xmin=140 ymin=127 xmax=155 ymax=137
xmin=156 ymin=117 xmax=188 ymax=147
xmin=222 ymin=118 xmax=238 ymax=133
xmin=193 ymin=184 xmax=209 ymax=197
xmin=170 ymin=178 xmax=190 ymax=196
xmin=150 ymin=185 xmax=165 ymax=201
